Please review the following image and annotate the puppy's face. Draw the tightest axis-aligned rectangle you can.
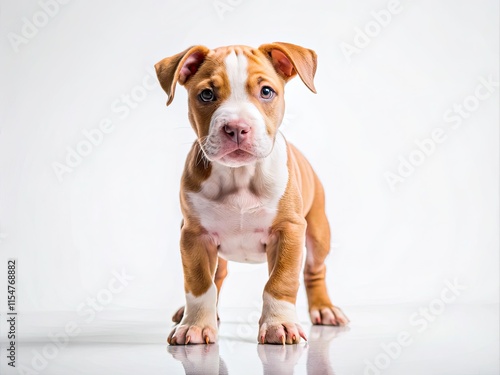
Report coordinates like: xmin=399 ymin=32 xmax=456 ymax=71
xmin=155 ymin=43 xmax=317 ymax=167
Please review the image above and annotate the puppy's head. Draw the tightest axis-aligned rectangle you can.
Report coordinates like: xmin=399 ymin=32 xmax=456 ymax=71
xmin=155 ymin=42 xmax=317 ymax=167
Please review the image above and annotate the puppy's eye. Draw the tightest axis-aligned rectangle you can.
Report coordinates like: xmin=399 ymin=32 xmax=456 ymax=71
xmin=260 ymin=86 xmax=275 ymax=100
xmin=199 ymin=89 xmax=216 ymax=102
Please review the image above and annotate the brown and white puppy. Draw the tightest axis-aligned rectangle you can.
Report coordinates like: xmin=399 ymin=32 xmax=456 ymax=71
xmin=155 ymin=42 xmax=348 ymax=345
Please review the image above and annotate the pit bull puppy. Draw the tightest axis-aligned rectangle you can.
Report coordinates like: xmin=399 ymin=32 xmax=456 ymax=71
xmin=155 ymin=42 xmax=348 ymax=345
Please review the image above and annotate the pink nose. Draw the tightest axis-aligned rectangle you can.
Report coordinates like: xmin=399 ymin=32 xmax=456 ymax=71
xmin=223 ymin=123 xmax=251 ymax=144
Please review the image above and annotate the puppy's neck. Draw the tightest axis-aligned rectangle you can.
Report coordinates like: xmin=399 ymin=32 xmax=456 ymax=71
xmin=198 ymin=133 xmax=288 ymax=202
xmin=201 ymin=157 xmax=262 ymax=201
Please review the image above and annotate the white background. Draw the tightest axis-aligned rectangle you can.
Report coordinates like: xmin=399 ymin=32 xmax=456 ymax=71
xmin=0 ymin=0 xmax=498 ymax=320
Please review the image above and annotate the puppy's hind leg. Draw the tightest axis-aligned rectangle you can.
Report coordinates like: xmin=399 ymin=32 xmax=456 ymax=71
xmin=304 ymin=173 xmax=349 ymax=326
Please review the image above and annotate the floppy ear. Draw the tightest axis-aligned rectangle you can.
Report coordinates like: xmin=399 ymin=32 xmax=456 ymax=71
xmin=258 ymin=42 xmax=317 ymax=93
xmin=155 ymin=45 xmax=210 ymax=106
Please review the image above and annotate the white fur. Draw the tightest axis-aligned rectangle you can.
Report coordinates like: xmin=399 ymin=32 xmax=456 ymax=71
xmin=182 ymin=283 xmax=218 ymax=326
xmin=261 ymin=291 xmax=300 ymax=324
xmin=225 ymin=51 xmax=248 ymax=101
xmin=188 ymin=133 xmax=289 ymax=263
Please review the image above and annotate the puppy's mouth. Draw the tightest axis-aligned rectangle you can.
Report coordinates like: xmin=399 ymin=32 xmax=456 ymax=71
xmin=199 ymin=135 xmax=275 ymax=166
xmin=222 ymin=148 xmax=254 ymax=158
xmin=219 ymin=148 xmax=256 ymax=165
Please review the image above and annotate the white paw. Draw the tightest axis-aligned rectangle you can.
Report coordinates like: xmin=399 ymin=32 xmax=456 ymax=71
xmin=258 ymin=321 xmax=307 ymax=344
xmin=258 ymin=292 xmax=307 ymax=345
xmin=168 ymin=321 xmax=218 ymax=345
xmin=168 ymin=286 xmax=218 ymax=345
xmin=310 ymin=305 xmax=349 ymax=326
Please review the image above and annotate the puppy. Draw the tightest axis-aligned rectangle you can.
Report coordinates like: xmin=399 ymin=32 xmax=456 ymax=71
xmin=155 ymin=42 xmax=348 ymax=345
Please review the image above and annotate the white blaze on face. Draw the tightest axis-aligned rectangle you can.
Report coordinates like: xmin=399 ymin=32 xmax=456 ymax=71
xmin=225 ymin=50 xmax=248 ymax=102
xmin=202 ymin=50 xmax=274 ymax=164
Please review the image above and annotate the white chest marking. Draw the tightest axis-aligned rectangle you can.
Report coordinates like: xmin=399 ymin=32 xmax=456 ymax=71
xmin=188 ymin=134 xmax=289 ymax=263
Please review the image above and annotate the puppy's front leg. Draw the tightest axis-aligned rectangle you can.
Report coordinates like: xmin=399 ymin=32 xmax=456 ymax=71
xmin=168 ymin=225 xmax=218 ymax=345
xmin=259 ymin=220 xmax=308 ymax=345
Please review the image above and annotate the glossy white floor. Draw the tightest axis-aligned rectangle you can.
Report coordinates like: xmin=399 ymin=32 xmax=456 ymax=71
xmin=1 ymin=304 xmax=497 ymax=375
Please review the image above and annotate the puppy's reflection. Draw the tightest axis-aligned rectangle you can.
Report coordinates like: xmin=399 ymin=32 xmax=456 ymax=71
xmin=257 ymin=343 xmax=305 ymax=375
xmin=167 ymin=325 xmax=349 ymax=375
xmin=257 ymin=325 xmax=349 ymax=375
xmin=167 ymin=344 xmax=228 ymax=375
xmin=306 ymin=325 xmax=349 ymax=375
